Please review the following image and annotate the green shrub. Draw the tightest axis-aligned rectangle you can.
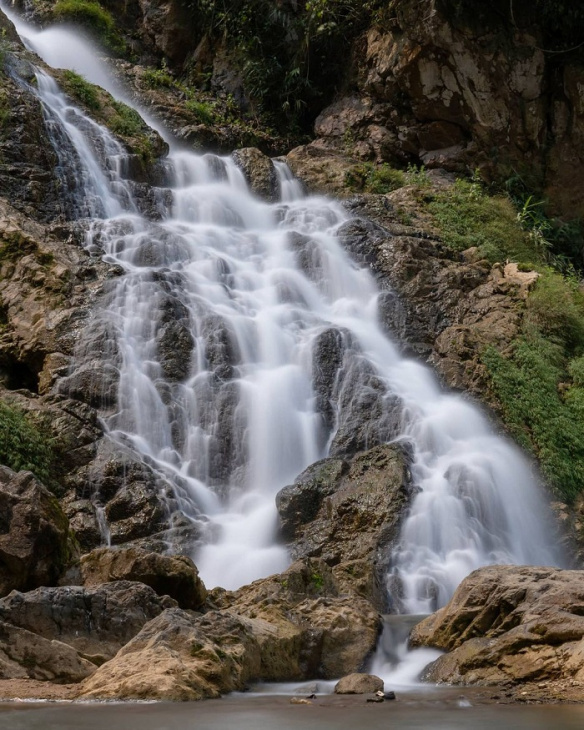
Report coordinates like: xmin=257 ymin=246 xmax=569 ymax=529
xmin=61 ymin=69 xmax=101 ymax=111
xmin=184 ymin=99 xmax=215 ymax=125
xmin=109 ymin=100 xmax=143 ymax=137
xmin=0 ymin=402 xmax=56 ymax=488
xmin=345 ymin=163 xmax=405 ymax=194
xmin=142 ymin=66 xmax=176 ymax=90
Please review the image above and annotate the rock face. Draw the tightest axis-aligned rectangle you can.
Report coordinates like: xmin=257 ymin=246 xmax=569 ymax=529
xmin=276 ymin=445 xmax=410 ymax=609
xmin=0 ymin=467 xmax=77 ymax=597
xmin=0 ymin=621 xmax=95 ymax=683
xmin=0 ymin=582 xmax=177 ymax=663
xmin=232 ymin=148 xmax=278 ymax=201
xmin=411 ymin=566 xmax=584 ymax=689
xmin=79 ymin=547 xmax=207 ymax=610
xmin=308 ymin=0 xmax=584 ymax=219
xmin=334 ymin=673 xmax=384 ymax=694
xmin=78 ymin=558 xmax=381 ymax=700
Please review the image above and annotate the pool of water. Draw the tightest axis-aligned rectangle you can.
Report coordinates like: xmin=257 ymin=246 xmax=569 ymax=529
xmin=2 ymin=694 xmax=584 ymax=730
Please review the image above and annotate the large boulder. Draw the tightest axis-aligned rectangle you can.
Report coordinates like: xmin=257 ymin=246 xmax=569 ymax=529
xmin=80 ymin=547 xmax=207 ymax=609
xmin=0 ymin=581 xmax=176 ymax=664
xmin=0 ymin=621 xmax=95 ymax=683
xmin=224 ymin=558 xmax=382 ymax=679
xmin=276 ymin=445 xmax=410 ymax=609
xmin=411 ymin=565 xmax=584 ymax=691
xmin=0 ymin=467 xmax=77 ymax=597
xmin=77 ymin=608 xmax=262 ymax=701
xmin=79 ymin=558 xmax=381 ymax=700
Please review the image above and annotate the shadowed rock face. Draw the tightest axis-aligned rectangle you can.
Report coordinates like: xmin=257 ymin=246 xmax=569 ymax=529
xmin=0 ymin=581 xmax=177 ymax=663
xmin=411 ymin=566 xmax=584 ymax=690
xmin=0 ymin=467 xmax=77 ymax=597
xmin=276 ymin=444 xmax=411 ymax=611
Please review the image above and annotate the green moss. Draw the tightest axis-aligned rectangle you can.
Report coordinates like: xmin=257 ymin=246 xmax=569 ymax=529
xmin=344 ymin=163 xmax=405 ymax=194
xmin=142 ymin=66 xmax=176 ymax=90
xmin=0 ymin=401 xmax=56 ymax=489
xmin=52 ymin=0 xmax=123 ymax=53
xmin=61 ymin=69 xmax=101 ymax=111
xmin=109 ymin=100 xmax=143 ymax=137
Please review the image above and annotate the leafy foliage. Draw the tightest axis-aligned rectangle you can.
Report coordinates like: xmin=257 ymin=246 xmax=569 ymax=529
xmin=344 ymin=163 xmax=405 ymax=194
xmin=183 ymin=0 xmax=386 ymax=130
xmin=0 ymin=402 xmax=56 ymax=489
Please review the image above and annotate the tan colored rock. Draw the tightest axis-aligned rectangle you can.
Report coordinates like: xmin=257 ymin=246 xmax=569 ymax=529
xmin=411 ymin=565 xmax=584 ymax=688
xmin=78 ymin=608 xmax=262 ymax=701
xmin=80 ymin=547 xmax=207 ymax=609
xmin=334 ymin=673 xmax=384 ymax=694
xmin=0 ymin=620 xmax=95 ymax=683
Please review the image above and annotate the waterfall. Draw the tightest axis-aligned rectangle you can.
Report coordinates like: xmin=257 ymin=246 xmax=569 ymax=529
xmin=1 ymin=2 xmax=561 ymax=615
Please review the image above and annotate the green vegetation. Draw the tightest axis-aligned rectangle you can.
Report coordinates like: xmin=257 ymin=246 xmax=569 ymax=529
xmin=184 ymin=99 xmax=216 ymax=125
xmin=53 ymin=0 xmax=123 ymax=53
xmin=142 ymin=65 xmax=176 ymax=90
xmin=411 ymin=169 xmax=584 ymax=502
xmin=345 ymin=163 xmax=405 ymax=194
xmin=61 ymin=69 xmax=101 ymax=111
xmin=0 ymin=401 xmax=56 ymax=488
xmin=109 ymin=100 xmax=143 ymax=137
xmin=184 ymin=0 xmax=389 ymax=131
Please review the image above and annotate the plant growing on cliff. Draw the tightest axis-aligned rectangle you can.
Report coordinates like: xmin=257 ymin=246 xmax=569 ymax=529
xmin=52 ymin=0 xmax=124 ymax=54
xmin=0 ymin=401 xmax=56 ymax=488
xmin=61 ymin=69 xmax=101 ymax=111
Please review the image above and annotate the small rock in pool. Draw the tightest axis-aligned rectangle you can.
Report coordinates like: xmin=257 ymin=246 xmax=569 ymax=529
xmin=290 ymin=697 xmax=312 ymax=705
xmin=384 ymin=691 xmax=396 ymax=700
xmin=366 ymin=696 xmax=384 ymax=703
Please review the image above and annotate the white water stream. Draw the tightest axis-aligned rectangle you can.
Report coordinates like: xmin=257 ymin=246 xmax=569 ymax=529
xmin=1 ymin=1 xmax=563 ymax=681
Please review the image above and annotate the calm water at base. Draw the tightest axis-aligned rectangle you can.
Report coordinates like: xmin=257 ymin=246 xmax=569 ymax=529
xmin=1 ymin=695 xmax=584 ymax=730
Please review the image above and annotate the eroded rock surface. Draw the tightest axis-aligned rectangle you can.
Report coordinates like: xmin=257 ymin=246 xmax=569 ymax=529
xmin=0 ymin=581 xmax=176 ymax=663
xmin=411 ymin=565 xmax=584 ymax=691
xmin=277 ymin=445 xmax=410 ymax=609
xmin=80 ymin=547 xmax=207 ymax=610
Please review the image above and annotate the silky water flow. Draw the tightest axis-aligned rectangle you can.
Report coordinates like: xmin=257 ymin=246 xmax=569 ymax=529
xmin=1 ymin=1 xmax=563 ymax=685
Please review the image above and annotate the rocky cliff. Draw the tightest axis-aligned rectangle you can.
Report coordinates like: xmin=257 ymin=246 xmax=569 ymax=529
xmin=0 ymin=0 xmax=583 ymax=704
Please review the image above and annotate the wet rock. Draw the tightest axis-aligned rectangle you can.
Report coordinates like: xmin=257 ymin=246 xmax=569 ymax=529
xmin=232 ymin=148 xmax=278 ymax=201
xmin=0 ymin=467 xmax=77 ymax=598
xmin=0 ymin=581 xmax=176 ymax=663
xmin=0 ymin=620 xmax=95 ymax=683
xmin=334 ymin=673 xmax=384 ymax=694
xmin=277 ymin=445 xmax=410 ymax=610
xmin=80 ymin=547 xmax=207 ymax=610
xmin=411 ymin=566 xmax=584 ymax=690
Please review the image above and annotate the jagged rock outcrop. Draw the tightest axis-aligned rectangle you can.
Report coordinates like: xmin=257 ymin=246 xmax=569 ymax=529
xmin=79 ymin=547 xmax=207 ymax=610
xmin=0 ymin=581 xmax=176 ymax=664
xmin=276 ymin=445 xmax=410 ymax=610
xmin=232 ymin=147 xmax=278 ymax=201
xmin=411 ymin=566 xmax=584 ymax=695
xmin=309 ymin=0 xmax=584 ymax=219
xmin=78 ymin=558 xmax=380 ymax=700
xmin=0 ymin=467 xmax=77 ymax=597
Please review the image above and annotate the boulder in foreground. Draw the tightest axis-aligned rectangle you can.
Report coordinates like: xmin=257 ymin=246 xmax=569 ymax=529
xmin=411 ymin=565 xmax=584 ymax=689
xmin=334 ymin=673 xmax=384 ymax=694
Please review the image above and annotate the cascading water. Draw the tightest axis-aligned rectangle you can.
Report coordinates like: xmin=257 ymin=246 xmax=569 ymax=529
xmin=2 ymin=0 xmax=563 ymax=669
